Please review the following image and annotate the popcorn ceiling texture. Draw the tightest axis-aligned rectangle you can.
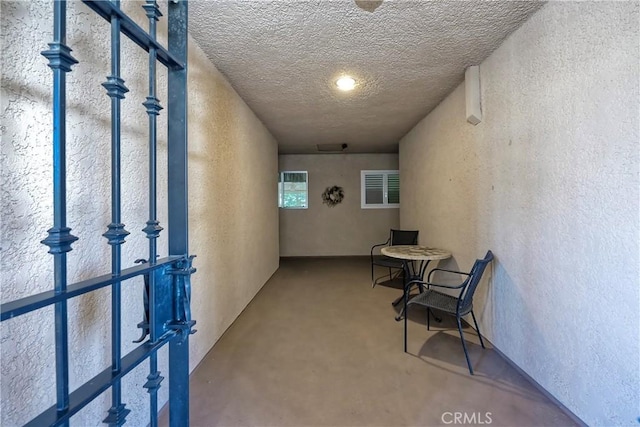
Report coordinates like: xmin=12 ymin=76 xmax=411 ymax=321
xmin=1 ymin=0 xmax=278 ymax=425
xmin=278 ymin=154 xmax=399 ymax=256
xmin=188 ymin=0 xmax=544 ymax=154
xmin=399 ymin=2 xmax=639 ymax=425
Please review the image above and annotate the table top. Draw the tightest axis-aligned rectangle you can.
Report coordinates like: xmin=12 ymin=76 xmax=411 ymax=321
xmin=381 ymin=245 xmax=452 ymax=261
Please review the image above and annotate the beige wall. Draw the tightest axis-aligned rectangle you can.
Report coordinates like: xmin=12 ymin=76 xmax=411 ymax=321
xmin=399 ymin=2 xmax=639 ymax=425
xmin=279 ymin=154 xmax=399 ymax=256
xmin=0 ymin=1 xmax=278 ymax=425
xmin=188 ymin=39 xmax=279 ymax=369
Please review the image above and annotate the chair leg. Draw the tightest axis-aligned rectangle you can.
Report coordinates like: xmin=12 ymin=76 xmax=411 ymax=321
xmin=371 ymin=262 xmax=375 ymax=287
xmin=470 ymin=310 xmax=485 ymax=349
xmin=456 ymin=316 xmax=474 ymax=375
xmin=404 ymin=297 xmax=408 ymax=353
xmin=426 ymin=308 xmax=431 ymax=331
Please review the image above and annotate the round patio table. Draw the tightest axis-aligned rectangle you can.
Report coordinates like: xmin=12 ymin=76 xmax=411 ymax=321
xmin=381 ymin=245 xmax=451 ymax=321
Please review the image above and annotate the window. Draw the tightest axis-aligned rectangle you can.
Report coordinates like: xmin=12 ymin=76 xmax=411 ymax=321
xmin=278 ymin=171 xmax=308 ymax=209
xmin=361 ymin=170 xmax=400 ymax=209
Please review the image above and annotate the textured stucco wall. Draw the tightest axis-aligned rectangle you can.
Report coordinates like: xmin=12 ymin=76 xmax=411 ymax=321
xmin=399 ymin=2 xmax=639 ymax=425
xmin=279 ymin=154 xmax=399 ymax=256
xmin=188 ymin=38 xmax=279 ymax=368
xmin=0 ymin=1 xmax=278 ymax=425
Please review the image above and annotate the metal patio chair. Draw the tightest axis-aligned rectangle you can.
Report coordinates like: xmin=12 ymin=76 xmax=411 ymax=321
xmin=403 ymin=250 xmax=493 ymax=375
xmin=370 ymin=229 xmax=419 ymax=287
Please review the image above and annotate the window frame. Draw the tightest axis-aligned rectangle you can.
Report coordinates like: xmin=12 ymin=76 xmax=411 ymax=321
xmin=360 ymin=170 xmax=400 ymax=209
xmin=278 ymin=170 xmax=308 ymax=209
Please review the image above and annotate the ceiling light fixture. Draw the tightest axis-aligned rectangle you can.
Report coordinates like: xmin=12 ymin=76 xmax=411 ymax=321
xmin=336 ymin=76 xmax=356 ymax=91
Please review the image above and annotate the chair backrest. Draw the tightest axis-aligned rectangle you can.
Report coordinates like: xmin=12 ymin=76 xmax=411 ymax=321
xmin=390 ymin=229 xmax=419 ymax=246
xmin=457 ymin=250 xmax=494 ymax=314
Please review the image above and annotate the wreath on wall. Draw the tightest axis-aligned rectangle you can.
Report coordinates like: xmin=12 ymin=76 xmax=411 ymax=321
xmin=321 ymin=185 xmax=345 ymax=207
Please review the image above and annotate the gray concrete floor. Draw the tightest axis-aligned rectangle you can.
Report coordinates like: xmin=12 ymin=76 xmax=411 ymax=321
xmin=160 ymin=257 xmax=578 ymax=427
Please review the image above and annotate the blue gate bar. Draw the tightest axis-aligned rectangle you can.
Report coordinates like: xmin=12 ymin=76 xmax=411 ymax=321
xmin=0 ymin=256 xmax=182 ymax=321
xmin=167 ymin=0 xmax=189 ymax=259
xmin=101 ymin=0 xmax=130 ymax=424
xmin=39 ymin=1 xmax=79 ymax=424
xmin=82 ymin=0 xmax=184 ymax=70
xmin=167 ymin=1 xmax=193 ymax=425
xmin=2 ymin=1 xmax=194 ymax=424
xmin=24 ymin=332 xmax=178 ymax=427
xmin=142 ymin=1 xmax=164 ymax=425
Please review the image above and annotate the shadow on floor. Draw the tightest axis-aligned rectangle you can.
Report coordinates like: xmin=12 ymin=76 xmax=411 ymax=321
xmin=404 ymin=310 xmax=557 ymax=408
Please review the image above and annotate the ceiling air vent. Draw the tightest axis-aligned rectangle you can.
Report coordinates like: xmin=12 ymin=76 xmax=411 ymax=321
xmin=317 ymin=143 xmax=348 ymax=152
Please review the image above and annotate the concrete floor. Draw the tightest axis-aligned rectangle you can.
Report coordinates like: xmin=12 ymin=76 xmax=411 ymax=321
xmin=160 ymin=257 xmax=578 ymax=427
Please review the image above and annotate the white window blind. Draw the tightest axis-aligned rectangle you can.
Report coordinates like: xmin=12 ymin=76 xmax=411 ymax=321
xmin=361 ymin=170 xmax=400 ymax=209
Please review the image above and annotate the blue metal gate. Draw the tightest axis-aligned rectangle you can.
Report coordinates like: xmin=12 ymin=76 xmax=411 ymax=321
xmin=1 ymin=1 xmax=196 ymax=425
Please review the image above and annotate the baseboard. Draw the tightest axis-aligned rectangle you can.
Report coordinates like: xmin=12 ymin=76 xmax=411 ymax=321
xmin=279 ymin=255 xmax=370 ymax=260
xmin=489 ymin=343 xmax=587 ymax=426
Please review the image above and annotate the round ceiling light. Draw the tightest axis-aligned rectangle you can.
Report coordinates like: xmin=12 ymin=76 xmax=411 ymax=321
xmin=336 ymin=76 xmax=356 ymax=91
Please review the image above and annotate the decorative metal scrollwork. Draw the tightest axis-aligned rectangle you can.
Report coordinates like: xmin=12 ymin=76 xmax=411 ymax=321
xmin=132 ymin=259 xmax=150 ymax=343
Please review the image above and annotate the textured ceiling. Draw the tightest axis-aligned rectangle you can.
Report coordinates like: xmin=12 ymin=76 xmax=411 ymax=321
xmin=189 ymin=1 xmax=544 ymax=154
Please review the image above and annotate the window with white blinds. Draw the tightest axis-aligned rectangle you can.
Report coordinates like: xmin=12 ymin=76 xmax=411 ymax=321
xmin=278 ymin=171 xmax=308 ymax=209
xmin=360 ymin=170 xmax=400 ymax=209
